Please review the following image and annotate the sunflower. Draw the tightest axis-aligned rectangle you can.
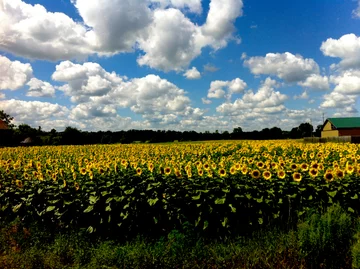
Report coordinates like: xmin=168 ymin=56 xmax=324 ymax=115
xmin=230 ymin=166 xmax=236 ymax=175
xmin=79 ymin=167 xmax=87 ymax=175
xmin=309 ymin=168 xmax=318 ymax=178
xmin=164 ymin=167 xmax=172 ymax=175
xmin=235 ymin=163 xmax=241 ymax=170
xmin=219 ymin=168 xmax=226 ymax=177
xmin=277 ymin=170 xmax=286 ymax=179
xmin=346 ymin=165 xmax=355 ymax=175
xmin=203 ymin=163 xmax=210 ymax=170
xmin=292 ymin=172 xmax=302 ymax=182
xmin=89 ymin=171 xmax=94 ymax=180
xmin=73 ymin=172 xmax=77 ymax=180
xmin=98 ymin=167 xmax=105 ymax=174
xmin=174 ymin=169 xmax=182 ymax=178
xmin=15 ymin=179 xmax=23 ymax=188
xmin=187 ymin=170 xmax=192 ymax=178
xmin=290 ymin=163 xmax=298 ymax=170
xmin=148 ymin=163 xmax=154 ymax=172
xmin=63 ymin=180 xmax=67 ymax=188
xmin=52 ymin=173 xmax=57 ymax=181
xmin=335 ymin=169 xmax=345 ymax=179
xmin=324 ymin=171 xmax=334 ymax=182
xmin=23 ymin=173 xmax=30 ymax=180
xmin=198 ymin=169 xmax=204 ymax=177
xmin=74 ymin=182 xmax=80 ymax=191
xmin=263 ymin=171 xmax=271 ymax=180
xmin=300 ymin=163 xmax=309 ymax=171
xmin=257 ymin=161 xmax=264 ymax=169
xmin=311 ymin=163 xmax=319 ymax=169
xmin=241 ymin=166 xmax=248 ymax=175
xmin=136 ymin=167 xmax=142 ymax=176
xmin=251 ymin=169 xmax=261 ymax=179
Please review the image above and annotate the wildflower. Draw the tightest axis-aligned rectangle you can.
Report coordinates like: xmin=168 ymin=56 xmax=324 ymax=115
xmin=263 ymin=171 xmax=271 ymax=180
xmin=292 ymin=172 xmax=302 ymax=182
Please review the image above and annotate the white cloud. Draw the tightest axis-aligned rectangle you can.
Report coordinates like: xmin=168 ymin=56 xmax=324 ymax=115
xmin=244 ymin=52 xmax=320 ymax=82
xmin=201 ymin=97 xmax=212 ymax=104
xmin=320 ymin=34 xmax=360 ymax=70
xmin=320 ymin=91 xmax=357 ymax=109
xmin=294 ymin=91 xmax=309 ymax=100
xmin=0 ymin=0 xmax=94 ymax=61
xmin=298 ymin=74 xmax=329 ymax=91
xmin=201 ymin=0 xmax=244 ymax=49
xmin=0 ymin=0 xmax=244 ymax=71
xmin=183 ymin=67 xmax=201 ymax=79
xmin=216 ymin=77 xmax=287 ymax=115
xmin=241 ymin=52 xmax=247 ymax=60
xmin=26 ymin=78 xmax=55 ymax=97
xmin=151 ymin=0 xmax=202 ymax=14
xmin=203 ymin=63 xmax=219 ymax=72
xmin=207 ymin=78 xmax=247 ymax=99
xmin=73 ymin=0 xmax=152 ymax=55
xmin=353 ymin=1 xmax=360 ymax=18
xmin=0 ymin=93 xmax=5 ymax=99
xmin=0 ymin=55 xmax=33 ymax=90
xmin=330 ymin=70 xmax=360 ymax=95
xmin=0 ymin=99 xmax=69 ymax=126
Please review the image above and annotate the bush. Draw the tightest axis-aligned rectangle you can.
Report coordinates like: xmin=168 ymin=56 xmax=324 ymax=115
xmin=297 ymin=204 xmax=354 ymax=268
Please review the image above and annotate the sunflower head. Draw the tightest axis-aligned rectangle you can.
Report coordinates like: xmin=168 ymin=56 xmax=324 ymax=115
xmin=263 ymin=171 xmax=271 ymax=180
xmin=136 ymin=167 xmax=142 ymax=176
xmin=309 ymin=168 xmax=318 ymax=178
xmin=198 ymin=169 xmax=204 ymax=176
xmin=251 ymin=169 xmax=261 ymax=179
xmin=80 ymin=167 xmax=87 ymax=175
xmin=219 ymin=168 xmax=226 ymax=177
xmin=292 ymin=172 xmax=302 ymax=182
xmin=277 ymin=170 xmax=286 ymax=179
xmin=324 ymin=171 xmax=334 ymax=182
xmin=230 ymin=167 xmax=236 ymax=175
xmin=300 ymin=163 xmax=309 ymax=171
xmin=164 ymin=167 xmax=172 ymax=175
xmin=74 ymin=182 xmax=80 ymax=191
xmin=335 ymin=169 xmax=345 ymax=179
xmin=15 ymin=179 xmax=23 ymax=188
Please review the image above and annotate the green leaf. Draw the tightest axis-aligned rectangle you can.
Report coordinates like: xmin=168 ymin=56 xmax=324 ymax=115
xmin=106 ymin=197 xmax=113 ymax=204
xmin=221 ymin=217 xmax=228 ymax=227
xmin=105 ymin=205 xmax=111 ymax=212
xmin=84 ymin=205 xmax=94 ymax=213
xmin=255 ymin=197 xmax=263 ymax=203
xmin=89 ymin=195 xmax=98 ymax=204
xmin=203 ymin=220 xmax=209 ymax=230
xmin=195 ymin=216 xmax=201 ymax=227
xmin=12 ymin=203 xmax=22 ymax=213
xmin=153 ymin=217 xmax=158 ymax=224
xmin=123 ymin=203 xmax=130 ymax=209
xmin=215 ymin=198 xmax=226 ymax=204
xmin=348 ymin=207 xmax=355 ymax=213
xmin=148 ymin=198 xmax=159 ymax=206
xmin=101 ymin=191 xmax=109 ymax=196
xmin=229 ymin=204 xmax=236 ymax=213
xmin=46 ymin=206 xmax=56 ymax=212
xmin=245 ymin=194 xmax=252 ymax=199
xmin=37 ymin=188 xmax=43 ymax=194
xmin=351 ymin=194 xmax=358 ymax=200
xmin=192 ymin=194 xmax=201 ymax=200
xmin=124 ymin=188 xmax=135 ymax=195
xmin=327 ymin=191 xmax=337 ymax=198
xmin=258 ymin=218 xmax=263 ymax=225
xmin=86 ymin=226 xmax=94 ymax=233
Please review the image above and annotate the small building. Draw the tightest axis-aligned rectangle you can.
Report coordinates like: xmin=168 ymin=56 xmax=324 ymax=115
xmin=321 ymin=117 xmax=360 ymax=138
xmin=0 ymin=120 xmax=8 ymax=130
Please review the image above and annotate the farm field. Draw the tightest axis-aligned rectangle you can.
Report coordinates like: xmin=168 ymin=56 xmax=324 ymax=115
xmin=1 ymin=140 xmax=360 ymax=268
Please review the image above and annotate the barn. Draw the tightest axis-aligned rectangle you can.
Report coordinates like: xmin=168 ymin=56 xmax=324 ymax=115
xmin=0 ymin=120 xmax=8 ymax=130
xmin=321 ymin=117 xmax=360 ymax=138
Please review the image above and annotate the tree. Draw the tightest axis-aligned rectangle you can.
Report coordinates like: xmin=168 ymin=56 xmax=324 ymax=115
xmin=298 ymin=122 xmax=314 ymax=138
xmin=315 ymin=124 xmax=322 ymax=137
xmin=0 ymin=110 xmax=14 ymax=128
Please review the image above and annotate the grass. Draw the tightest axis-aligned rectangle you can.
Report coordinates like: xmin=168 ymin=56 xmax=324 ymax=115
xmin=0 ymin=204 xmax=359 ymax=268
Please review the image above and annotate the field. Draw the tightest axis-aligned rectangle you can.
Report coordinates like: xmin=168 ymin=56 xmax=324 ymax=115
xmin=1 ymin=140 xmax=360 ymax=268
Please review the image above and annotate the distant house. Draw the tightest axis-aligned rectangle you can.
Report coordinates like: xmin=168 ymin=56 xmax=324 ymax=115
xmin=0 ymin=120 xmax=8 ymax=130
xmin=321 ymin=117 xmax=360 ymax=138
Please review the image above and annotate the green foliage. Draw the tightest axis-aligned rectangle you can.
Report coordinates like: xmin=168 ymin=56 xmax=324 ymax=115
xmin=297 ymin=204 xmax=354 ymax=268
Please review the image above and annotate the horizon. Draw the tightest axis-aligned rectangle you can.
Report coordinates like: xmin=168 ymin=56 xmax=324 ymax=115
xmin=1 ymin=0 xmax=360 ymax=132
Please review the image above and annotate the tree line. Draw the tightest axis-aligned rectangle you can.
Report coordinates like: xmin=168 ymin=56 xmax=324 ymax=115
xmin=0 ymin=110 xmax=320 ymax=146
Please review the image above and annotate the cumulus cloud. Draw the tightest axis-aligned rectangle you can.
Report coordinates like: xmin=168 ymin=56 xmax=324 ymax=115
xmin=52 ymin=61 xmax=204 ymax=124
xmin=216 ymin=77 xmax=287 ymax=115
xmin=320 ymin=91 xmax=357 ymax=109
xmin=207 ymin=78 xmax=247 ymax=99
xmin=203 ymin=63 xmax=219 ymax=72
xmin=353 ymin=1 xmax=360 ymax=18
xmin=321 ymin=34 xmax=360 ymax=70
xmin=183 ymin=67 xmax=201 ymax=79
xmin=0 ymin=55 xmax=33 ymax=90
xmin=26 ymin=78 xmax=55 ymax=97
xmin=244 ymin=52 xmax=320 ymax=82
xmin=294 ymin=91 xmax=309 ymax=100
xmin=151 ymin=0 xmax=202 ymax=14
xmin=330 ymin=70 xmax=360 ymax=95
xmin=298 ymin=74 xmax=329 ymax=91
xmin=0 ymin=0 xmax=94 ymax=61
xmin=201 ymin=97 xmax=212 ymax=104
xmin=0 ymin=0 xmax=244 ymax=71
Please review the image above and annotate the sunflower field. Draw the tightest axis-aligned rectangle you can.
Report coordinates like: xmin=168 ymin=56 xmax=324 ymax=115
xmin=1 ymin=141 xmax=360 ymax=237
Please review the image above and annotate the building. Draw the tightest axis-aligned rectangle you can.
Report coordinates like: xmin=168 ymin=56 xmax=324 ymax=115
xmin=0 ymin=120 xmax=8 ymax=130
xmin=321 ymin=117 xmax=360 ymax=138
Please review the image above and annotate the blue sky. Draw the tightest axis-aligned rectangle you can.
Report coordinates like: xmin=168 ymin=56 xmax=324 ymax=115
xmin=1 ymin=0 xmax=360 ymax=132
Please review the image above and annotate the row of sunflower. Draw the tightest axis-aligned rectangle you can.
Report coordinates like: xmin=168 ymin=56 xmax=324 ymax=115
xmin=0 ymin=140 xmax=360 ymax=236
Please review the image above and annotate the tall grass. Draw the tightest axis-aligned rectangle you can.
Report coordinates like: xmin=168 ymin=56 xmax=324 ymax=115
xmin=0 ymin=204 xmax=359 ymax=269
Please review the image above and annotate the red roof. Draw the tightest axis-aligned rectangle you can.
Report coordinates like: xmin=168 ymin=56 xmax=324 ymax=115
xmin=0 ymin=120 xmax=8 ymax=130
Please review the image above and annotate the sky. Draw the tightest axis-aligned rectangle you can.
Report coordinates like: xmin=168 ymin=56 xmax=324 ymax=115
xmin=1 ymin=0 xmax=360 ymax=132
